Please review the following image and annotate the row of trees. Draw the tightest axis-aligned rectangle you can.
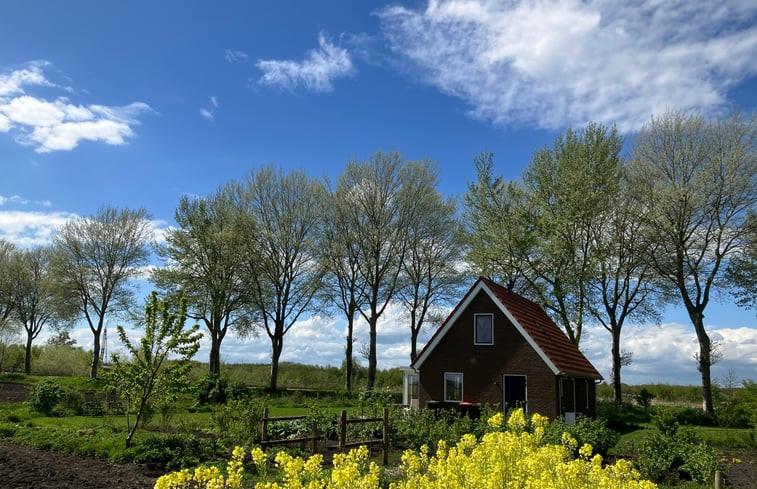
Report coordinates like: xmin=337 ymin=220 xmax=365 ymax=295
xmin=0 ymin=152 xmax=465 ymax=393
xmin=1 ymin=110 xmax=755 ymax=415
xmin=464 ymin=110 xmax=757 ymax=415
xmin=155 ymin=153 xmax=464 ymax=391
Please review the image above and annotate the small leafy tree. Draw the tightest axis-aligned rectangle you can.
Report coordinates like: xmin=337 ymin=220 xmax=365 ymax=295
xmin=107 ymin=291 xmax=202 ymax=447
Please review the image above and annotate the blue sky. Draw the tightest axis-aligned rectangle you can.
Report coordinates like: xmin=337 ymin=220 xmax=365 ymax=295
xmin=1 ymin=0 xmax=756 ymax=385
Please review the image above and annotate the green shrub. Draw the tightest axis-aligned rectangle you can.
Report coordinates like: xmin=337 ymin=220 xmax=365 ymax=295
xmin=637 ymin=412 xmax=719 ymax=484
xmin=195 ymin=373 xmax=228 ymax=405
xmin=120 ymin=434 xmax=221 ymax=470
xmin=210 ymin=397 xmax=267 ymax=446
xmin=28 ymin=379 xmax=64 ymax=416
xmin=543 ymin=415 xmax=620 ymax=457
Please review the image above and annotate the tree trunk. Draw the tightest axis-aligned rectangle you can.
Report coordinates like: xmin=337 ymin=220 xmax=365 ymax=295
xmin=209 ymin=333 xmax=222 ymax=375
xmin=24 ymin=331 xmax=33 ymax=375
xmin=90 ymin=331 xmax=101 ymax=379
xmin=611 ymin=328 xmax=622 ymax=405
xmin=344 ymin=316 xmax=354 ymax=391
xmin=367 ymin=316 xmax=377 ymax=391
xmin=268 ymin=331 xmax=283 ymax=392
xmin=410 ymin=327 xmax=419 ymax=361
xmin=690 ymin=311 xmax=715 ymax=416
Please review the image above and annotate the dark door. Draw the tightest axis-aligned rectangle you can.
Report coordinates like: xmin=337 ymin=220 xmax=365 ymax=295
xmin=503 ymin=375 xmax=527 ymax=412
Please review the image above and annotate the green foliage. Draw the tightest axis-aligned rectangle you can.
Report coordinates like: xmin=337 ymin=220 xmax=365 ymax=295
xmin=637 ymin=412 xmax=720 ymax=484
xmin=106 ymin=291 xmax=202 ymax=447
xmin=635 ymin=388 xmax=655 ymax=409
xmin=210 ymin=397 xmax=267 ymax=446
xmin=27 ymin=379 xmax=64 ymax=415
xmin=195 ymin=373 xmax=229 ymax=405
xmin=119 ymin=433 xmax=222 ymax=471
xmin=394 ymin=406 xmax=496 ymax=450
xmin=33 ymin=344 xmax=91 ymax=376
xmin=543 ymin=415 xmax=620 ymax=457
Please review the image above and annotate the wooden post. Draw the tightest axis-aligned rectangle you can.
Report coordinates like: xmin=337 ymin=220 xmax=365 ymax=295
xmin=338 ymin=409 xmax=347 ymax=452
xmin=261 ymin=407 xmax=269 ymax=448
xmin=382 ymin=407 xmax=389 ymax=466
xmin=311 ymin=417 xmax=318 ymax=454
xmin=714 ymin=470 xmax=721 ymax=489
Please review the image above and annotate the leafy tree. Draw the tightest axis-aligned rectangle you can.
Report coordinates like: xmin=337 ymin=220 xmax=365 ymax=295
xmin=631 ymin=110 xmax=757 ymax=416
xmin=727 ymin=211 xmax=757 ymax=310
xmin=154 ymin=191 xmax=256 ymax=375
xmin=231 ymin=166 xmax=327 ymax=391
xmin=0 ymin=239 xmax=18 ymax=327
xmin=50 ymin=206 xmax=153 ymax=378
xmin=521 ymin=123 xmax=624 ymax=345
xmin=397 ymin=163 xmax=465 ymax=360
xmin=335 ymin=151 xmax=435 ymax=389
xmin=464 ymin=125 xmax=624 ymax=347
xmin=463 ymin=153 xmax=531 ymax=291
xmin=46 ymin=330 xmax=76 ymax=347
xmin=107 ymin=291 xmax=201 ymax=448
xmin=10 ymin=246 xmax=72 ymax=374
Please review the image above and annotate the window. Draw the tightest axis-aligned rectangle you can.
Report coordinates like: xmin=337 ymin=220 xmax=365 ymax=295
xmin=474 ymin=313 xmax=494 ymax=345
xmin=444 ymin=372 xmax=463 ymax=402
xmin=405 ymin=374 xmax=419 ymax=403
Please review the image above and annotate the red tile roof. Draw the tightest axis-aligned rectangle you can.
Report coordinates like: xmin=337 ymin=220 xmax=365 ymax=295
xmin=412 ymin=276 xmax=602 ymax=380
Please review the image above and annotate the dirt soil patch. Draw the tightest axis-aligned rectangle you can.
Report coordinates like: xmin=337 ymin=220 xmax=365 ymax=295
xmin=0 ymin=442 xmax=159 ymax=489
xmin=0 ymin=382 xmax=30 ymax=402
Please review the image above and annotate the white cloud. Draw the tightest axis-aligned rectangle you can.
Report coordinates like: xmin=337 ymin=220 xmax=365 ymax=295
xmin=200 ymin=108 xmax=214 ymax=121
xmin=377 ymin=0 xmax=757 ymax=132
xmin=0 ymin=62 xmax=152 ymax=152
xmin=0 ymin=210 xmax=78 ymax=248
xmin=581 ymin=321 xmax=757 ymax=385
xmin=256 ymin=32 xmax=354 ymax=93
xmin=225 ymin=49 xmax=249 ymax=64
xmin=210 ymin=96 xmax=219 ymax=108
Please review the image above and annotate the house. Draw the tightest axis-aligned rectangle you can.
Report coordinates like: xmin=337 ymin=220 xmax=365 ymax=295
xmin=402 ymin=276 xmax=603 ymax=420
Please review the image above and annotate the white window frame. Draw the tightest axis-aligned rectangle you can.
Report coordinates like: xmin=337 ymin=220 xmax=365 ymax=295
xmin=474 ymin=313 xmax=494 ymax=345
xmin=444 ymin=372 xmax=464 ymax=402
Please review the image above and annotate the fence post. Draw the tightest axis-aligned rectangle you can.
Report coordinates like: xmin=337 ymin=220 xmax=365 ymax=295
xmin=382 ymin=407 xmax=389 ymax=466
xmin=338 ymin=409 xmax=347 ymax=452
xmin=261 ymin=407 xmax=269 ymax=448
xmin=311 ymin=417 xmax=318 ymax=454
xmin=714 ymin=470 xmax=721 ymax=489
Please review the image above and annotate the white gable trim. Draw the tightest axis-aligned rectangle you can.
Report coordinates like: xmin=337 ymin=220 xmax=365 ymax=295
xmin=413 ymin=280 xmax=561 ymax=376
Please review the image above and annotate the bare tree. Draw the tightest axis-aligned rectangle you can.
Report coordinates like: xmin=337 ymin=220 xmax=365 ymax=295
xmin=631 ymin=110 xmax=757 ymax=415
xmin=154 ymin=191 xmax=256 ymax=375
xmin=50 ymin=207 xmax=153 ymax=378
xmin=232 ymin=166 xmax=327 ymax=392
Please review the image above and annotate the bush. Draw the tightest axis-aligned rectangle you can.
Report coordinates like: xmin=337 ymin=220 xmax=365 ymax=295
xmin=27 ymin=379 xmax=64 ymax=416
xmin=636 ymin=412 xmax=719 ymax=484
xmin=543 ymin=415 xmax=620 ymax=457
xmin=120 ymin=434 xmax=221 ymax=470
xmin=194 ymin=373 xmax=228 ymax=405
xmin=210 ymin=397 xmax=267 ymax=446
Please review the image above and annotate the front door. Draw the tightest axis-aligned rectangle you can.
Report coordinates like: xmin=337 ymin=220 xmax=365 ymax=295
xmin=503 ymin=375 xmax=527 ymax=412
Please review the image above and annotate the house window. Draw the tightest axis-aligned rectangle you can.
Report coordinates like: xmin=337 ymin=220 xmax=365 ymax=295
xmin=405 ymin=373 xmax=419 ymax=407
xmin=474 ymin=313 xmax=494 ymax=345
xmin=444 ymin=372 xmax=463 ymax=402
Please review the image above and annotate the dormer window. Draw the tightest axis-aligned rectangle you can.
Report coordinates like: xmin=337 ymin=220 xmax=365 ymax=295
xmin=474 ymin=313 xmax=494 ymax=345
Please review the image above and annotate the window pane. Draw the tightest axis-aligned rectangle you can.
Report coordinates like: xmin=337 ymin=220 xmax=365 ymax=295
xmin=445 ymin=373 xmax=463 ymax=402
xmin=475 ymin=314 xmax=493 ymax=344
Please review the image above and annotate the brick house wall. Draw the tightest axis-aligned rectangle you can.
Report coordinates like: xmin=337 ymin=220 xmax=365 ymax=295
xmin=417 ymin=292 xmax=561 ymax=418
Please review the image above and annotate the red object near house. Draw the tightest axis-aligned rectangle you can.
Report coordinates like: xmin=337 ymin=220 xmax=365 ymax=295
xmin=402 ymin=277 xmax=603 ymax=420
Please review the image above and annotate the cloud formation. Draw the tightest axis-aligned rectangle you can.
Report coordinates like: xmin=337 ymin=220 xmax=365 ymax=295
xmin=377 ymin=0 xmax=757 ymax=132
xmin=0 ymin=210 xmax=78 ymax=248
xmin=256 ymin=32 xmax=354 ymax=93
xmin=225 ymin=49 xmax=249 ymax=64
xmin=0 ymin=61 xmax=152 ymax=152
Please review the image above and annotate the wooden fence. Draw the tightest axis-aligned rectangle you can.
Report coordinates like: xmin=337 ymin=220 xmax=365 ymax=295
xmin=260 ymin=407 xmax=390 ymax=465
